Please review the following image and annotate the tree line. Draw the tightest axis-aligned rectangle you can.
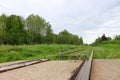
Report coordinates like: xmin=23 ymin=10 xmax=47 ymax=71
xmin=0 ymin=14 xmax=83 ymax=45
xmin=92 ymin=34 xmax=120 ymax=45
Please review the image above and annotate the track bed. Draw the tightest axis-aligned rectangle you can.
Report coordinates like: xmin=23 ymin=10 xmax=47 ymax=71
xmin=90 ymin=59 xmax=120 ymax=80
xmin=0 ymin=60 xmax=82 ymax=80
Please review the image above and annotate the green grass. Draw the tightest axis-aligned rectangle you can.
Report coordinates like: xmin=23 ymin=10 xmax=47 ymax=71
xmin=0 ymin=44 xmax=92 ymax=63
xmin=0 ymin=44 xmax=120 ymax=63
xmin=94 ymin=44 xmax=120 ymax=59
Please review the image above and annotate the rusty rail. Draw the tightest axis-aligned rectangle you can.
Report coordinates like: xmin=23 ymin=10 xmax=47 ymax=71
xmin=0 ymin=59 xmax=49 ymax=73
xmin=70 ymin=50 xmax=93 ymax=80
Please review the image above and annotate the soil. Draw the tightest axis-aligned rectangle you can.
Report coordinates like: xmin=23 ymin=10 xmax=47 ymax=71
xmin=0 ymin=60 xmax=82 ymax=80
xmin=90 ymin=59 xmax=120 ymax=80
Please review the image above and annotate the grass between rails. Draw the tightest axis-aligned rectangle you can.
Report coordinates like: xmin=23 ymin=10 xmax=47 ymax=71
xmin=0 ymin=44 xmax=92 ymax=63
xmin=0 ymin=44 xmax=120 ymax=63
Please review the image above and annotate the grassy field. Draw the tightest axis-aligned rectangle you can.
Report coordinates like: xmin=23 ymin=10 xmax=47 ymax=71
xmin=0 ymin=44 xmax=92 ymax=63
xmin=0 ymin=44 xmax=120 ymax=63
xmin=94 ymin=44 xmax=120 ymax=59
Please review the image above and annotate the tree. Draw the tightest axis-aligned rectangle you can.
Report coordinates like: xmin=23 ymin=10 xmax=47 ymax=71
xmin=92 ymin=34 xmax=112 ymax=45
xmin=0 ymin=14 xmax=7 ymax=44
xmin=26 ymin=14 xmax=50 ymax=44
xmin=56 ymin=30 xmax=83 ymax=45
xmin=72 ymin=35 xmax=83 ymax=45
xmin=79 ymin=37 xmax=83 ymax=44
xmin=0 ymin=13 xmax=84 ymax=45
xmin=115 ymin=35 xmax=120 ymax=40
xmin=101 ymin=34 xmax=107 ymax=41
xmin=92 ymin=37 xmax=102 ymax=45
xmin=6 ymin=15 xmax=26 ymax=45
xmin=42 ymin=24 xmax=55 ymax=44
xmin=56 ymin=30 xmax=72 ymax=44
xmin=110 ymin=35 xmax=120 ymax=44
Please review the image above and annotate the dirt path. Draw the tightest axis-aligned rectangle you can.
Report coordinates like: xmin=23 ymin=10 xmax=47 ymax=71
xmin=90 ymin=59 xmax=120 ymax=80
xmin=0 ymin=60 xmax=82 ymax=80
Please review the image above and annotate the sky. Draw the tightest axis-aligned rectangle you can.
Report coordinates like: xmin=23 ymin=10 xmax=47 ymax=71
xmin=0 ymin=0 xmax=120 ymax=44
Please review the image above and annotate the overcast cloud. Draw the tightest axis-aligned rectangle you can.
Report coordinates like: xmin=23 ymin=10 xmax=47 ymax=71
xmin=0 ymin=0 xmax=120 ymax=43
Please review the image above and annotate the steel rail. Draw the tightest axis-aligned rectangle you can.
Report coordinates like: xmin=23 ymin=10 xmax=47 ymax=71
xmin=0 ymin=59 xmax=49 ymax=73
xmin=70 ymin=50 xmax=93 ymax=80
xmin=56 ymin=49 xmax=84 ymax=59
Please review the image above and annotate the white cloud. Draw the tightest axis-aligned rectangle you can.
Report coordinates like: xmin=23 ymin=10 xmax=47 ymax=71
xmin=84 ymin=15 xmax=120 ymax=43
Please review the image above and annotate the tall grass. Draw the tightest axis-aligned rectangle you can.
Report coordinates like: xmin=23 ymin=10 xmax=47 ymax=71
xmin=0 ymin=44 xmax=90 ymax=62
xmin=94 ymin=44 xmax=120 ymax=59
xmin=0 ymin=44 xmax=120 ymax=63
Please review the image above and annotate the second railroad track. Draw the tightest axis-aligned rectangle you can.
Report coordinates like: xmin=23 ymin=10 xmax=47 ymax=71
xmin=0 ymin=59 xmax=49 ymax=73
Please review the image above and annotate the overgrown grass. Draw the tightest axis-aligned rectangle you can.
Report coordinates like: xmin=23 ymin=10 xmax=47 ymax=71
xmin=0 ymin=44 xmax=120 ymax=63
xmin=93 ymin=44 xmax=120 ymax=59
xmin=0 ymin=44 xmax=92 ymax=63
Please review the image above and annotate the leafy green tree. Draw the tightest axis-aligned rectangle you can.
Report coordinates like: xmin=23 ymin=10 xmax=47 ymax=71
xmin=55 ymin=30 xmax=83 ymax=45
xmin=92 ymin=34 xmax=112 ymax=45
xmin=101 ymin=34 xmax=107 ymax=41
xmin=115 ymin=35 xmax=120 ymax=40
xmin=72 ymin=35 xmax=83 ymax=45
xmin=26 ymin=14 xmax=39 ymax=43
xmin=110 ymin=35 xmax=120 ymax=44
xmin=26 ymin=14 xmax=49 ymax=44
xmin=92 ymin=37 xmax=102 ymax=45
xmin=0 ymin=13 xmax=84 ymax=45
xmin=42 ymin=24 xmax=55 ymax=44
xmin=6 ymin=15 xmax=26 ymax=45
xmin=0 ymin=14 xmax=7 ymax=44
xmin=57 ymin=30 xmax=72 ymax=44
xmin=79 ymin=37 xmax=83 ymax=44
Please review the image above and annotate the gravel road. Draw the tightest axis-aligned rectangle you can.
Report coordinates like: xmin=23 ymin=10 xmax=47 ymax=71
xmin=0 ymin=60 xmax=82 ymax=80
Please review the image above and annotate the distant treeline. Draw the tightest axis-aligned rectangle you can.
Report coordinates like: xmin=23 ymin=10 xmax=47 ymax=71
xmin=0 ymin=14 xmax=83 ymax=45
xmin=92 ymin=34 xmax=120 ymax=45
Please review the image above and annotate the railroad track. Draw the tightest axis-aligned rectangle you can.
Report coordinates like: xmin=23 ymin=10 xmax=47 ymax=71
xmin=0 ymin=49 xmax=93 ymax=80
xmin=70 ymin=50 xmax=93 ymax=80
xmin=56 ymin=49 xmax=85 ymax=60
xmin=0 ymin=59 xmax=49 ymax=73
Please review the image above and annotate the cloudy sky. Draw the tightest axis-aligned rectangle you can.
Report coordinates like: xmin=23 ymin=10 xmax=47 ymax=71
xmin=0 ymin=0 xmax=120 ymax=43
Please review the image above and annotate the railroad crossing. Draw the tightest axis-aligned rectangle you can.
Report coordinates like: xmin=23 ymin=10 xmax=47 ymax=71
xmin=0 ymin=50 xmax=120 ymax=80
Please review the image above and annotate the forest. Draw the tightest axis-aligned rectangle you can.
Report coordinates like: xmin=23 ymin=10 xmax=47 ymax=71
xmin=0 ymin=14 xmax=120 ymax=45
xmin=0 ymin=14 xmax=83 ymax=45
xmin=92 ymin=34 xmax=120 ymax=45
xmin=0 ymin=14 xmax=120 ymax=62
